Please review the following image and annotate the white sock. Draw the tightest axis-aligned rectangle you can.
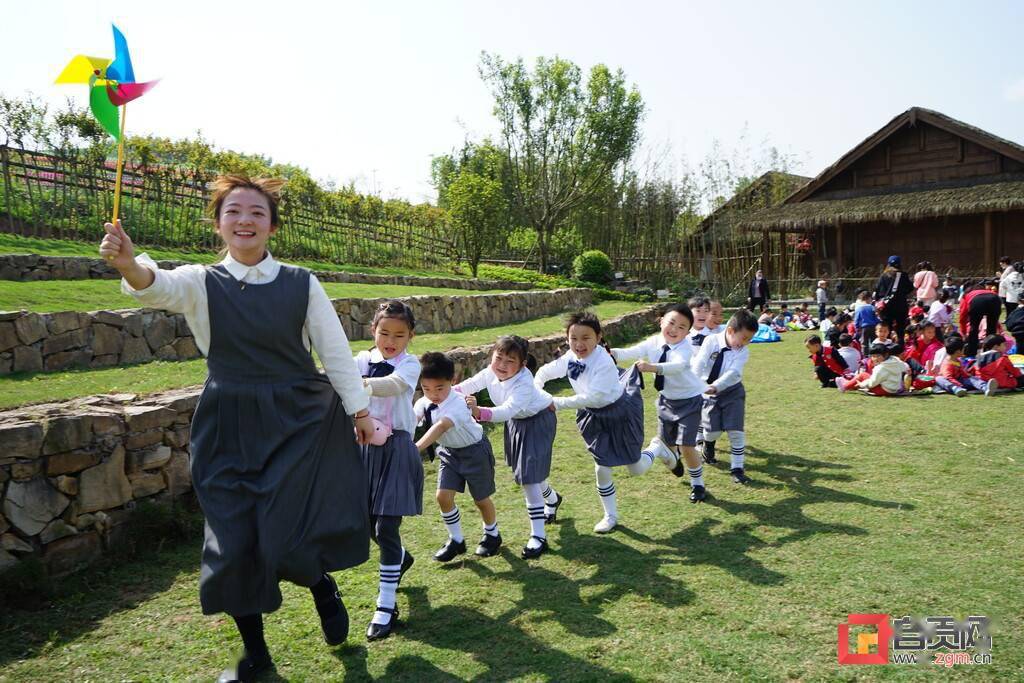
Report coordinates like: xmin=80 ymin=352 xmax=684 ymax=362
xmin=373 ymin=562 xmax=401 ymax=624
xmin=629 ymin=447 xmax=656 ymax=475
xmin=483 ymin=520 xmax=499 ymax=537
xmin=647 ymin=437 xmax=675 ymax=466
xmin=541 ymin=481 xmax=560 ymax=515
xmin=595 ymin=465 xmax=618 ymax=519
xmin=441 ymin=506 xmax=463 ymax=543
xmin=523 ymin=483 xmax=546 ymax=548
xmin=688 ymin=464 xmax=705 ymax=487
xmin=729 ymin=430 xmax=746 ymax=469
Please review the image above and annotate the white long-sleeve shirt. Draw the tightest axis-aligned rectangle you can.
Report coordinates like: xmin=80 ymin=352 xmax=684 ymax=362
xmin=355 ymin=349 xmax=420 ymax=432
xmin=691 ymin=331 xmax=749 ymax=393
xmin=414 ymin=389 xmax=482 ymax=449
xmin=455 ymin=366 xmax=553 ymax=421
xmin=612 ymin=334 xmax=708 ymax=400
xmin=534 ymin=345 xmax=623 ymax=410
xmin=122 ymin=251 xmax=369 ymax=414
xmin=860 ymin=356 xmax=909 ymax=393
xmin=927 ymin=300 xmax=952 ymax=326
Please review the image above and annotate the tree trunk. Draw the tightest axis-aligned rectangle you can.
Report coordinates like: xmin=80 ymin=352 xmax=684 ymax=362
xmin=535 ymin=224 xmax=549 ymax=274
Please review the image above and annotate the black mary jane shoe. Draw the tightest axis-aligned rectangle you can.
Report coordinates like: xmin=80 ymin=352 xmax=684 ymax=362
xmin=475 ymin=532 xmax=502 ymax=557
xmin=216 ymin=650 xmax=272 ymax=683
xmin=689 ymin=485 xmax=708 ymax=503
xmin=544 ymin=492 xmax=564 ymax=523
xmin=731 ymin=468 xmax=751 ymax=485
xmin=521 ymin=536 xmax=549 ymax=559
xmin=399 ymin=550 xmax=415 ymax=582
xmin=433 ymin=537 xmax=467 ymax=562
xmin=316 ymin=574 xmax=350 ymax=646
xmin=366 ymin=607 xmax=399 ymax=641
xmin=670 ymin=453 xmax=687 ymax=478
xmin=701 ymin=441 xmax=718 ymax=464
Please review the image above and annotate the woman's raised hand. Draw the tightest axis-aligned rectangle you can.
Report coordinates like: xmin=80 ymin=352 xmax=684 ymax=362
xmin=99 ymin=220 xmax=136 ymax=271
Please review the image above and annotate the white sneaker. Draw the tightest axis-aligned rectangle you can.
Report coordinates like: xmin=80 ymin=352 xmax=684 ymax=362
xmin=593 ymin=516 xmax=617 ymax=534
xmin=953 ymin=386 xmax=967 ymax=397
xmin=647 ymin=437 xmax=675 ymax=467
xmin=984 ymin=379 xmax=999 ymax=396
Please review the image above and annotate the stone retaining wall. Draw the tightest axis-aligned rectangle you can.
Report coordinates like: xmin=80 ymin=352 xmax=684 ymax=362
xmin=0 ymin=254 xmax=532 ymax=290
xmin=0 ymin=288 xmax=592 ymax=375
xmin=0 ymin=306 xmax=659 ymax=576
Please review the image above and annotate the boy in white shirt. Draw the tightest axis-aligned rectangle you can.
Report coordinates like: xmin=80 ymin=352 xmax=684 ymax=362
xmin=691 ymin=309 xmax=758 ymax=484
xmin=687 ymin=296 xmax=712 ymax=347
xmin=415 ymin=352 xmax=500 ymax=562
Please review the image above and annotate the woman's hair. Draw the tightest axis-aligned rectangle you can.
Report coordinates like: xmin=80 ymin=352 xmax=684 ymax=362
xmin=207 ymin=174 xmax=285 ymax=227
xmin=493 ymin=335 xmax=530 ymax=367
xmin=916 ymin=261 xmax=932 ymax=271
xmin=372 ymin=300 xmax=416 ymax=331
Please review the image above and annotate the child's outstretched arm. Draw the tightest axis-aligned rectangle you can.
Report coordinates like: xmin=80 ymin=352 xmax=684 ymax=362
xmin=611 ymin=337 xmax=653 ymax=365
xmin=416 ymin=417 xmax=453 ymax=452
xmin=534 ymin=354 xmax=569 ymax=389
xmin=454 ymin=367 xmax=490 ymax=396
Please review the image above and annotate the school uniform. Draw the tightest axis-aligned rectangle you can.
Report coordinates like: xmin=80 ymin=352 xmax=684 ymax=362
xmin=415 ymin=390 xmax=496 ymax=501
xmin=123 ymin=252 xmax=370 ymax=616
xmin=692 ymin=332 xmax=750 ymax=433
xmin=688 ymin=326 xmax=713 ymax=347
xmin=355 ymin=349 xmax=424 ymax=517
xmin=456 ymin=366 xmax=555 ymax=485
xmin=535 ymin=346 xmax=644 ymax=467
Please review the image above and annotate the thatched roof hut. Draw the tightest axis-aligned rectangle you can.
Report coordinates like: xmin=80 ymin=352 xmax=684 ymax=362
xmin=733 ymin=107 xmax=1024 ymax=277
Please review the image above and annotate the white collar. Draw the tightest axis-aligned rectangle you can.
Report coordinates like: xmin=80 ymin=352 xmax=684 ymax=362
xmin=220 ymin=251 xmax=277 ymax=280
xmin=658 ymin=334 xmax=687 ymax=350
xmin=435 ymin=389 xmax=461 ymax=410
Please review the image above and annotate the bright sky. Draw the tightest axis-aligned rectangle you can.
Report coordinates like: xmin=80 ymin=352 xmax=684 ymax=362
xmin=5 ymin=1 xmax=1024 ymax=204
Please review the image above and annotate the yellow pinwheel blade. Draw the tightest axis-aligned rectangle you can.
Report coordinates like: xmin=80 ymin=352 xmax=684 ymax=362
xmin=55 ymin=55 xmax=112 ymax=84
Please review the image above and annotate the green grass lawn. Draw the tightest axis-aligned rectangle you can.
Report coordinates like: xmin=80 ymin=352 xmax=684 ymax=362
xmin=0 ymin=234 xmax=471 ymax=280
xmin=1 ymin=331 xmax=1021 ymax=680
xmin=0 ymin=279 xmax=513 ymax=313
xmin=0 ymin=301 xmax=646 ymax=409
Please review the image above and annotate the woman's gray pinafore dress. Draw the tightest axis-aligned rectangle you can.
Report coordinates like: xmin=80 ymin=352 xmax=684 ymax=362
xmin=189 ymin=264 xmax=370 ymax=616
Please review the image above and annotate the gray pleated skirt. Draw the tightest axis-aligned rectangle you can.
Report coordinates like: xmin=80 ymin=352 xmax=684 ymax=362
xmin=503 ymin=408 xmax=557 ymax=485
xmin=575 ymin=366 xmax=645 ymax=467
xmin=363 ymin=429 xmax=424 ymax=517
xmin=190 ymin=374 xmax=370 ymax=616
xmin=702 ymin=383 xmax=746 ymax=433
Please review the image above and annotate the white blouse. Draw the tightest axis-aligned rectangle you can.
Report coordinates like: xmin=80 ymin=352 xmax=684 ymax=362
xmin=534 ymin=345 xmax=623 ymax=410
xmin=691 ymin=331 xmax=750 ymax=392
xmin=613 ymin=333 xmax=708 ymax=400
xmin=414 ymin=389 xmax=483 ymax=449
xmin=456 ymin=366 xmax=553 ymax=421
xmin=355 ymin=349 xmax=420 ymax=433
xmin=122 ymin=251 xmax=369 ymax=414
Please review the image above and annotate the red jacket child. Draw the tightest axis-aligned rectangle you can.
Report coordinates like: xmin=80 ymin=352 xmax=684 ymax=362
xmin=973 ymin=350 xmax=1023 ymax=389
xmin=903 ymin=337 xmax=942 ymax=366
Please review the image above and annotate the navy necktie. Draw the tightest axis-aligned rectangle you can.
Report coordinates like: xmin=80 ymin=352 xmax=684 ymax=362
xmin=691 ymin=333 xmax=706 ymax=347
xmin=366 ymin=360 xmax=394 ymax=378
xmin=421 ymin=403 xmax=439 ymax=462
xmin=706 ymin=348 xmax=730 ymax=385
xmin=654 ymin=344 xmax=670 ymax=391
xmin=568 ymin=359 xmax=587 ymax=380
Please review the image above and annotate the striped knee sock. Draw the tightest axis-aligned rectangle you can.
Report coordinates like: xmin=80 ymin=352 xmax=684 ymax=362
xmin=688 ymin=464 xmax=704 ymax=487
xmin=729 ymin=431 xmax=746 ymax=469
xmin=372 ymin=562 xmax=401 ymax=625
xmin=596 ymin=465 xmax=617 ymax=519
xmin=523 ymin=483 xmax=546 ymax=548
xmin=483 ymin=520 xmax=499 ymax=537
xmin=541 ymin=481 xmax=560 ymax=515
xmin=441 ymin=506 xmax=463 ymax=542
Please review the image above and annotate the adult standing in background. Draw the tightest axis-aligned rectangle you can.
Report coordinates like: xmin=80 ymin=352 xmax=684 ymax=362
xmin=912 ymin=261 xmax=939 ymax=307
xmin=998 ymin=256 xmax=1017 ymax=316
xmin=747 ymin=269 xmax=770 ymax=311
xmin=1003 ymin=261 xmax=1023 ymax=316
xmin=873 ymin=255 xmax=913 ymax=347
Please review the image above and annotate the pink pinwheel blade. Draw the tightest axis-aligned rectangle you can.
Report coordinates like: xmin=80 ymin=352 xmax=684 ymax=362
xmin=106 ymin=80 xmax=159 ymax=106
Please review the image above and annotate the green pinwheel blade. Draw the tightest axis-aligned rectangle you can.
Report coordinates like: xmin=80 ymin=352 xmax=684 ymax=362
xmin=90 ymin=84 xmax=121 ymax=140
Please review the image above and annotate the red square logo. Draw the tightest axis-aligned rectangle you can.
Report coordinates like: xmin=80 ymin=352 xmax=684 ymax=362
xmin=838 ymin=614 xmax=893 ymax=665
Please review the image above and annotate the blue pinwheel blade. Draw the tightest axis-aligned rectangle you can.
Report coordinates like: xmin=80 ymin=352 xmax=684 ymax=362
xmin=106 ymin=24 xmax=136 ymax=83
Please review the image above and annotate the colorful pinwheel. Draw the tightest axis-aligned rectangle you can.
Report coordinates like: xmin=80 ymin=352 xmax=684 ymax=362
xmin=55 ymin=25 xmax=158 ymax=222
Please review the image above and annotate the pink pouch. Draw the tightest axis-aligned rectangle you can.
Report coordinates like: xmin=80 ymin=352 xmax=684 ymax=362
xmin=368 ymin=416 xmax=392 ymax=446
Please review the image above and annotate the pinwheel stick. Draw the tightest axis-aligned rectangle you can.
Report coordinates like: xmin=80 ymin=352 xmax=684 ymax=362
xmin=111 ymin=103 xmax=127 ymax=224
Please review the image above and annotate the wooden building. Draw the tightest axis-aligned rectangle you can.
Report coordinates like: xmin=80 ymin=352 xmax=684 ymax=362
xmin=735 ymin=107 xmax=1024 ymax=283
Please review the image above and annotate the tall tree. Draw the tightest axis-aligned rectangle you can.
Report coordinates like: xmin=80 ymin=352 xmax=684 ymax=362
xmin=446 ymin=171 xmax=507 ymax=277
xmin=479 ymin=53 xmax=643 ymax=272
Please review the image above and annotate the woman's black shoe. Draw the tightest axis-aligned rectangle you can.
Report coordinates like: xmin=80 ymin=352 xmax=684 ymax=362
xmin=433 ymin=537 xmax=467 ymax=562
xmin=475 ymin=533 xmax=502 ymax=557
xmin=544 ymin=492 xmax=564 ymax=523
xmin=366 ymin=607 xmax=399 ymax=641
xmin=216 ymin=650 xmax=272 ymax=683
xmin=521 ymin=536 xmax=548 ymax=559
xmin=314 ymin=574 xmax=349 ymax=646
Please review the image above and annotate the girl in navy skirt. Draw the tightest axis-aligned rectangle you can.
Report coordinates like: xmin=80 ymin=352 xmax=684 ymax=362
xmin=534 ymin=313 xmax=647 ymax=535
xmin=354 ymin=300 xmax=423 ymax=640
xmin=103 ymin=175 xmax=376 ymax=682
xmin=458 ymin=335 xmax=563 ymax=558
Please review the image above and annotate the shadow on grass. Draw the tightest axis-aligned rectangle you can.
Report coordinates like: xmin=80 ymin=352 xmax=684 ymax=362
xmin=0 ymin=538 xmax=199 ymax=668
xmin=396 ymin=585 xmax=635 ymax=682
